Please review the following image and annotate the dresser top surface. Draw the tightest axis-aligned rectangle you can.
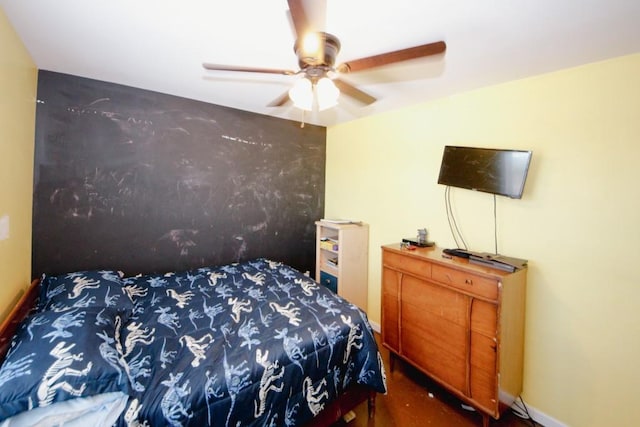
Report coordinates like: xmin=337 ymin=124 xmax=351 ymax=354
xmin=381 ymin=243 xmax=526 ymax=278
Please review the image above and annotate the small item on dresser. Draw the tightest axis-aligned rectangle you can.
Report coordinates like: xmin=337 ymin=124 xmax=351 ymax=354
xmin=401 ymin=238 xmax=434 ymax=247
xmin=400 ymin=242 xmax=416 ymax=250
xmin=402 ymin=228 xmax=435 ymax=247
xmin=468 ymin=253 xmax=528 ymax=272
xmin=417 ymin=228 xmax=428 ymax=245
xmin=442 ymin=248 xmax=472 ymax=258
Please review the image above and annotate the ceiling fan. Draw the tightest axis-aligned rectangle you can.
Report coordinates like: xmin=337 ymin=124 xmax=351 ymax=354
xmin=203 ymin=0 xmax=446 ymax=111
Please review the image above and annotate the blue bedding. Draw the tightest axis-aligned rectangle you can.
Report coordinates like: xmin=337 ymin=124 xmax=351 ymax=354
xmin=0 ymin=259 xmax=386 ymax=426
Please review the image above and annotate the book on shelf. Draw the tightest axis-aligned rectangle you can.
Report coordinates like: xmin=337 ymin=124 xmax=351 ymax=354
xmin=326 ymin=257 xmax=339 ymax=267
xmin=320 ymin=238 xmax=339 ymax=251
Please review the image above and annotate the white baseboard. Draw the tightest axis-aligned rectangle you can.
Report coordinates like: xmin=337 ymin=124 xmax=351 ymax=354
xmin=507 ymin=392 xmax=567 ymax=427
xmin=518 ymin=403 xmax=568 ymax=427
xmin=369 ymin=319 xmax=566 ymax=427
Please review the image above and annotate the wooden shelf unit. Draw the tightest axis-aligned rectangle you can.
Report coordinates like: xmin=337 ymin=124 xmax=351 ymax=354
xmin=315 ymin=221 xmax=369 ymax=311
xmin=381 ymin=243 xmax=527 ymax=426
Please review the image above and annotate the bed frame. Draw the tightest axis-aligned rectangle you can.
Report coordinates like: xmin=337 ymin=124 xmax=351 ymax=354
xmin=0 ymin=279 xmax=40 ymax=361
xmin=0 ymin=279 xmax=375 ymax=426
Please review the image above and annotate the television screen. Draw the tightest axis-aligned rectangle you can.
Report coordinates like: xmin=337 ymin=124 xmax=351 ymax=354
xmin=437 ymin=146 xmax=532 ymax=199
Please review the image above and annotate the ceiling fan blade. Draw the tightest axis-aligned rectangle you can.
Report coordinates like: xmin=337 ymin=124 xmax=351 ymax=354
xmin=336 ymin=41 xmax=446 ymax=73
xmin=203 ymin=63 xmax=296 ymax=75
xmin=287 ymin=0 xmax=310 ymax=39
xmin=333 ymin=79 xmax=377 ymax=105
xmin=267 ymin=91 xmax=291 ymax=107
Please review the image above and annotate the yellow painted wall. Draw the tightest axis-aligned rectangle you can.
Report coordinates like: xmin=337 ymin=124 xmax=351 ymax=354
xmin=0 ymin=8 xmax=37 ymax=322
xmin=326 ymin=54 xmax=640 ymax=427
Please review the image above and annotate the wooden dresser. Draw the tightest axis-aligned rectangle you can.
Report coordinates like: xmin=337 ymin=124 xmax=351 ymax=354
xmin=381 ymin=244 xmax=527 ymax=426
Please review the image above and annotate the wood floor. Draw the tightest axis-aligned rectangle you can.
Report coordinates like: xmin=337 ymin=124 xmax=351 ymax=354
xmin=336 ymin=334 xmax=537 ymax=427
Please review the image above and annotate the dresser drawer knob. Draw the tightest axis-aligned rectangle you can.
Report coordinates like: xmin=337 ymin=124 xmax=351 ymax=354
xmin=465 ymin=278 xmax=473 ymax=285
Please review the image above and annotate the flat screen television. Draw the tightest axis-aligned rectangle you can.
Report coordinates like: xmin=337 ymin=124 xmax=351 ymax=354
xmin=437 ymin=146 xmax=532 ymax=199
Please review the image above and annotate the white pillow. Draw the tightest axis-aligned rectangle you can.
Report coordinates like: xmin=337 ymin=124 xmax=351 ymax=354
xmin=0 ymin=392 xmax=128 ymax=427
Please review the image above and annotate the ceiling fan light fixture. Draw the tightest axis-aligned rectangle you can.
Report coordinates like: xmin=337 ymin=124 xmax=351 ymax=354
xmin=315 ymin=77 xmax=339 ymax=111
xmin=289 ymin=77 xmax=313 ymax=111
xmin=294 ymin=32 xmax=341 ymax=68
xmin=300 ymin=33 xmax=321 ymax=58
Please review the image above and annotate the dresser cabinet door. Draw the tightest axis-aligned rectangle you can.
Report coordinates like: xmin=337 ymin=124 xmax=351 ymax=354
xmin=400 ymin=275 xmax=469 ymax=392
xmin=470 ymin=299 xmax=499 ymax=412
xmin=381 ymin=267 xmax=401 ymax=352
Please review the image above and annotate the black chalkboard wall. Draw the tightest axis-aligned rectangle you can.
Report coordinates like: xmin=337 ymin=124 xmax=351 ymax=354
xmin=32 ymin=71 xmax=326 ymax=278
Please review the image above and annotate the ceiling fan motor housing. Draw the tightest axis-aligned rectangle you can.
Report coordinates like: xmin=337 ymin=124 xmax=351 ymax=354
xmin=294 ymin=32 xmax=341 ymax=75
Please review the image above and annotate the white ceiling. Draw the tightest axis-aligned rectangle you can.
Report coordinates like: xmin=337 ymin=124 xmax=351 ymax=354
xmin=2 ymin=0 xmax=640 ymax=127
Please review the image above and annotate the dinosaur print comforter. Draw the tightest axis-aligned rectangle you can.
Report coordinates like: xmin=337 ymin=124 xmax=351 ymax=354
xmin=0 ymin=259 xmax=386 ymax=426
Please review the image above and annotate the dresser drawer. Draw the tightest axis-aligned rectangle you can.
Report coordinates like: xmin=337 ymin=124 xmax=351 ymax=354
xmin=402 ymin=275 xmax=468 ymax=327
xmin=383 ymin=251 xmax=432 ymax=278
xmin=432 ymin=265 xmax=498 ymax=300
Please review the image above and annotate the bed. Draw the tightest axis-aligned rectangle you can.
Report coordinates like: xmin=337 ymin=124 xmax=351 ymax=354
xmin=0 ymin=258 xmax=386 ymax=426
